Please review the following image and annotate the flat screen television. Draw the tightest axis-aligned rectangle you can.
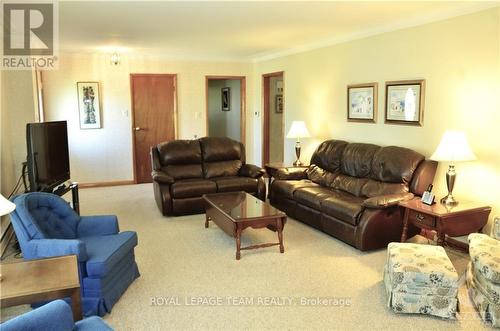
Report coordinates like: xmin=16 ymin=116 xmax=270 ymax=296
xmin=26 ymin=121 xmax=70 ymax=192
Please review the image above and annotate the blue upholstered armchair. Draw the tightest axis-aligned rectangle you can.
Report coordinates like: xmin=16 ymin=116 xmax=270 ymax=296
xmin=1 ymin=299 xmax=113 ymax=331
xmin=10 ymin=192 xmax=140 ymax=317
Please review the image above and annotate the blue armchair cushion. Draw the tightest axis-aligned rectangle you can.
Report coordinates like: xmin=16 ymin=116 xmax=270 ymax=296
xmin=14 ymin=193 xmax=79 ymax=239
xmin=81 ymin=231 xmax=138 ymax=278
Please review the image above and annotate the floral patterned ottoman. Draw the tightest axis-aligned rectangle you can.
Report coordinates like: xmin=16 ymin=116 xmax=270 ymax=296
xmin=384 ymin=242 xmax=459 ymax=319
xmin=466 ymin=231 xmax=500 ymax=327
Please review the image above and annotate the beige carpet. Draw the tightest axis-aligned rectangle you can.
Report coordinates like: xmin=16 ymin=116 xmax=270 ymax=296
xmin=2 ymin=184 xmax=493 ymax=330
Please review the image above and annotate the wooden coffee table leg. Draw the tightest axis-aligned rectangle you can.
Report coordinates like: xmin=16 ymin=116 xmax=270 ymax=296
xmin=400 ymin=208 xmax=409 ymax=242
xmin=236 ymin=226 xmax=242 ymax=260
xmin=277 ymin=217 xmax=285 ymax=253
xmin=70 ymin=288 xmax=83 ymax=321
xmin=205 ymin=215 xmax=210 ymax=228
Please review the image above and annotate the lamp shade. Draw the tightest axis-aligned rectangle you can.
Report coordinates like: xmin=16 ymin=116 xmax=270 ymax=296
xmin=430 ymin=131 xmax=476 ymax=162
xmin=286 ymin=121 xmax=310 ymax=139
xmin=0 ymin=194 xmax=16 ymax=217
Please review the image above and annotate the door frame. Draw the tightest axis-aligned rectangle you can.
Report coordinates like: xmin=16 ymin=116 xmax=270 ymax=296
xmin=130 ymin=73 xmax=178 ymax=184
xmin=205 ymin=75 xmax=246 ymax=144
xmin=262 ymin=71 xmax=285 ymax=166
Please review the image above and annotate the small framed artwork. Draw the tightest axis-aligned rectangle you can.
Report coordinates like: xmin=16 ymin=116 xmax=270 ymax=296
xmin=385 ymin=80 xmax=425 ymax=126
xmin=221 ymin=87 xmax=230 ymax=111
xmin=347 ymin=83 xmax=377 ymax=122
xmin=77 ymin=82 xmax=102 ymax=129
xmin=275 ymin=94 xmax=283 ymax=113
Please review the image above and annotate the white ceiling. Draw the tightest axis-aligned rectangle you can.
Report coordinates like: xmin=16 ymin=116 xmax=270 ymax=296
xmin=58 ymin=1 xmax=499 ymax=61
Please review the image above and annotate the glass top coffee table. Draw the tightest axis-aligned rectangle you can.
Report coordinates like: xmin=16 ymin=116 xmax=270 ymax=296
xmin=202 ymin=192 xmax=286 ymax=260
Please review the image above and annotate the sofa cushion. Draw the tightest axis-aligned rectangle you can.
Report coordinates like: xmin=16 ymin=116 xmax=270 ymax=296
xmin=310 ymin=140 xmax=348 ymax=173
xmin=157 ymin=140 xmax=202 ymax=165
xmin=361 ymin=179 xmax=408 ymax=197
xmin=306 ymin=165 xmax=337 ymax=187
xmin=200 ymin=137 xmax=245 ymax=162
xmin=370 ymin=146 xmax=424 ymax=184
xmin=271 ymin=180 xmax=318 ymax=199
xmin=171 ymin=179 xmax=217 ymax=199
xmin=469 ymin=233 xmax=500 ymax=284
xmin=331 ymin=174 xmax=369 ymax=197
xmin=204 ymin=160 xmax=242 ymax=178
xmin=212 ymin=176 xmax=258 ymax=193
xmin=161 ymin=164 xmax=203 ymax=180
xmin=293 ymin=187 xmax=333 ymax=209
xmin=320 ymin=190 xmax=365 ymax=225
xmin=81 ymin=231 xmax=138 ymax=278
xmin=341 ymin=143 xmax=380 ymax=178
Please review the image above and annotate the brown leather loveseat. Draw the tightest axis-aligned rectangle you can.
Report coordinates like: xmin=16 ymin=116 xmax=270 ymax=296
xmin=151 ymin=137 xmax=266 ymax=216
xmin=269 ymin=140 xmax=437 ymax=251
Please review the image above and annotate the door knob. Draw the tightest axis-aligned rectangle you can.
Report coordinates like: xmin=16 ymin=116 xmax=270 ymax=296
xmin=134 ymin=127 xmax=143 ymax=131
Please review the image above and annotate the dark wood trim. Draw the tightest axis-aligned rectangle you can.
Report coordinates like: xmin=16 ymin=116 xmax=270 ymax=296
xmin=262 ymin=71 xmax=284 ymax=166
xmin=130 ymin=74 xmax=178 ymax=184
xmin=205 ymin=76 xmax=246 ymax=144
xmin=79 ymin=180 xmax=135 ymax=189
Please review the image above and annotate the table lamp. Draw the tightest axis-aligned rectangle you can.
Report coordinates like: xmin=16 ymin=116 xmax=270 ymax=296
xmin=430 ymin=131 xmax=476 ymax=206
xmin=0 ymin=194 xmax=16 ymax=217
xmin=286 ymin=121 xmax=310 ymax=166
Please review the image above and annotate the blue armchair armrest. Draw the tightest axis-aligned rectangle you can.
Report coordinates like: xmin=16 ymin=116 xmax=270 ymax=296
xmin=77 ymin=215 xmax=119 ymax=237
xmin=1 ymin=299 xmax=114 ymax=331
xmin=25 ymin=239 xmax=88 ymax=261
xmin=1 ymin=300 xmax=74 ymax=331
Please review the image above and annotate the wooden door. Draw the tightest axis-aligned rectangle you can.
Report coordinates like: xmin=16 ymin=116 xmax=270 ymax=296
xmin=131 ymin=74 xmax=177 ymax=183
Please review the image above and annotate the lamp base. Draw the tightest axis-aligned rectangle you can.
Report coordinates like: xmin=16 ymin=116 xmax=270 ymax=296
xmin=440 ymin=194 xmax=458 ymax=207
xmin=293 ymin=141 xmax=302 ymax=167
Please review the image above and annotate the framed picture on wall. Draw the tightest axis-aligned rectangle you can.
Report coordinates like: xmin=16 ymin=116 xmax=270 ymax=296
xmin=347 ymin=83 xmax=377 ymax=122
xmin=276 ymin=94 xmax=283 ymax=113
xmin=221 ymin=87 xmax=230 ymax=111
xmin=77 ymin=82 xmax=102 ymax=129
xmin=385 ymin=79 xmax=425 ymax=126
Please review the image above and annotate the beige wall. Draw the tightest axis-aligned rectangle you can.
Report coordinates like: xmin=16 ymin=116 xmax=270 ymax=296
xmin=253 ymin=8 xmax=500 ymax=232
xmin=1 ymin=70 xmax=37 ymax=236
xmin=42 ymin=54 xmax=253 ymax=184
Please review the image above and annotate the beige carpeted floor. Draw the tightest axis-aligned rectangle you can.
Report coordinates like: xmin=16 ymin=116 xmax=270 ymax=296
xmin=1 ymin=184 xmax=494 ymax=330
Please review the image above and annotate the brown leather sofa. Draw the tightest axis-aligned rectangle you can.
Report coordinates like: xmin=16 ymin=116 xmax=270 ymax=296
xmin=269 ymin=140 xmax=437 ymax=251
xmin=151 ymin=137 xmax=266 ymax=216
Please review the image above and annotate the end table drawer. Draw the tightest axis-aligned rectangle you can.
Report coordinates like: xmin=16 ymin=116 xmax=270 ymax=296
xmin=408 ymin=210 xmax=435 ymax=228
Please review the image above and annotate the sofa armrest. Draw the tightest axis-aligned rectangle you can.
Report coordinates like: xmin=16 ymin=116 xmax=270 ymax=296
xmin=25 ymin=239 xmax=87 ymax=261
xmin=362 ymin=193 xmax=414 ymax=209
xmin=152 ymin=170 xmax=175 ymax=184
xmin=239 ymin=164 xmax=265 ymax=178
xmin=274 ymin=167 xmax=308 ymax=180
xmin=77 ymin=215 xmax=119 ymax=237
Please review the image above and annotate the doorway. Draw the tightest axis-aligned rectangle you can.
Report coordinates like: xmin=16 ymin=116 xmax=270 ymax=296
xmin=130 ymin=74 xmax=177 ymax=183
xmin=262 ymin=71 xmax=284 ymax=166
xmin=205 ymin=76 xmax=246 ymax=143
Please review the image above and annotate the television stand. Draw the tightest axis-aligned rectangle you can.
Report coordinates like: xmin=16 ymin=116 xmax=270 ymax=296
xmin=52 ymin=182 xmax=80 ymax=215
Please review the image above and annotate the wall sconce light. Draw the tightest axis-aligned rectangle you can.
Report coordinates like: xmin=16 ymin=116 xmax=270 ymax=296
xmin=110 ymin=52 xmax=120 ymax=66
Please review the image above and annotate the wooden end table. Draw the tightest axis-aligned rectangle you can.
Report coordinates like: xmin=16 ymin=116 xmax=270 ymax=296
xmin=0 ymin=255 xmax=82 ymax=321
xmin=399 ymin=199 xmax=491 ymax=251
xmin=203 ymin=192 xmax=286 ymax=260
xmin=264 ymin=163 xmax=309 ymax=198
